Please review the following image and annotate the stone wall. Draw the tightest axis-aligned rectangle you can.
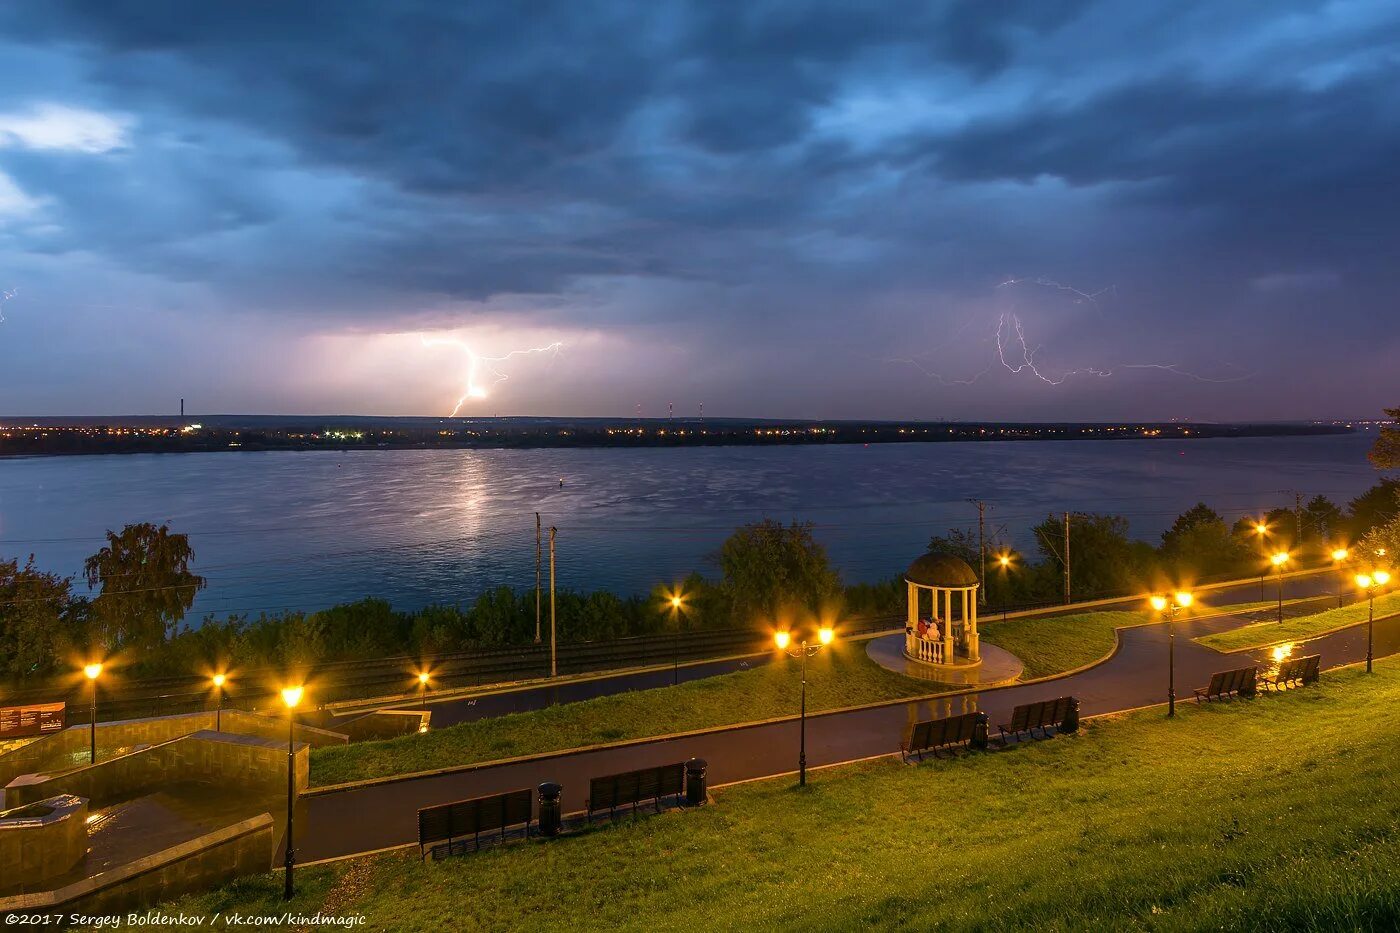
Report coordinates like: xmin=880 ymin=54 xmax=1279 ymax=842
xmin=0 ymin=813 xmax=273 ymax=920
xmin=5 ymin=731 xmax=308 ymax=809
xmin=0 ymin=710 xmax=344 ymax=786
xmin=0 ymin=794 xmax=88 ymax=894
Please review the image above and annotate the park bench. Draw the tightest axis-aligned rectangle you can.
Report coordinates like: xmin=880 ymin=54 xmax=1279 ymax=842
xmin=417 ymin=787 xmax=532 ymax=859
xmin=587 ymin=762 xmax=687 ymax=819
xmin=901 ymin=712 xmax=982 ymax=762
xmin=1193 ymin=666 xmax=1257 ymax=703
xmin=998 ymin=696 xmax=1074 ymax=744
xmin=1260 ymin=654 xmax=1321 ymax=691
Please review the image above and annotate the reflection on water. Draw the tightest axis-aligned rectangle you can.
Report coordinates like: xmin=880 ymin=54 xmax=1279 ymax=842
xmin=0 ymin=433 xmax=1378 ymax=619
xmin=1261 ymin=642 xmax=1297 ymax=680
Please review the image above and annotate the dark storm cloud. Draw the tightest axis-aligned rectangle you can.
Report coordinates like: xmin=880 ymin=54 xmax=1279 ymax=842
xmin=1 ymin=1 xmax=1398 ymax=417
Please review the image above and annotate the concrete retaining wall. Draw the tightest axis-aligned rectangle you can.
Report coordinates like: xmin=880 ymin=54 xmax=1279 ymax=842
xmin=0 ymin=795 xmax=88 ymax=894
xmin=0 ymin=813 xmax=274 ymax=919
xmin=5 ymin=731 xmax=308 ymax=809
xmin=0 ymin=709 xmax=345 ymax=786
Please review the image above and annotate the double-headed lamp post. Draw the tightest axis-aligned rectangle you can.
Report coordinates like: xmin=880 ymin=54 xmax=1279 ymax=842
xmin=83 ymin=662 xmax=103 ymax=763
xmin=1150 ymin=591 xmax=1193 ymax=717
xmin=211 ymin=673 xmax=227 ymax=732
xmin=280 ymin=684 xmax=303 ymax=901
xmin=1355 ymin=570 xmax=1391 ymax=674
xmin=774 ymin=625 xmax=834 ymax=787
xmin=1271 ymin=551 xmax=1290 ymax=622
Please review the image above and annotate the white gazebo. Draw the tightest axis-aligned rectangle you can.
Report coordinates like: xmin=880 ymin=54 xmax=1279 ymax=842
xmin=904 ymin=551 xmax=981 ymax=669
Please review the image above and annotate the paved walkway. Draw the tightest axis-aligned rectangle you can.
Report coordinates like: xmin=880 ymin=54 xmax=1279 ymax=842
xmin=296 ymin=575 xmax=1378 ymax=863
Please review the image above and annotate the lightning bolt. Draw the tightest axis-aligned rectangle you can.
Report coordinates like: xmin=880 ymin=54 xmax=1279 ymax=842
xmin=421 ymin=335 xmax=563 ymax=416
xmin=994 ymin=313 xmax=1253 ymax=385
xmin=996 ymin=277 xmax=1117 ymax=304
xmin=889 ymin=278 xmax=1254 ymax=386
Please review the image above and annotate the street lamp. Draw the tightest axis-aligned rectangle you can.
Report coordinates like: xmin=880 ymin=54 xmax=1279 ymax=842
xmin=1253 ymin=521 xmax=1270 ymax=599
xmin=1271 ymin=551 xmax=1290 ymax=622
xmin=1355 ymin=570 xmax=1391 ymax=674
xmin=774 ymin=624 xmax=834 ymax=786
xmin=211 ymin=673 xmax=227 ymax=732
xmin=1331 ymin=548 xmax=1351 ymax=608
xmin=416 ymin=670 xmax=431 ymax=728
xmin=1150 ymin=591 xmax=1193 ymax=717
xmin=83 ymin=662 xmax=103 ymax=763
xmin=280 ymin=684 xmax=303 ymax=901
xmin=665 ymin=588 xmax=688 ymax=685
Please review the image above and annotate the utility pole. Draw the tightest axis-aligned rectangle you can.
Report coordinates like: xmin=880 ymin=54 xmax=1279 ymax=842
xmin=969 ymin=499 xmax=987 ymax=605
xmin=534 ymin=513 xmax=542 ymax=643
xmin=1063 ymin=512 xmax=1071 ymax=605
xmin=1294 ymin=491 xmax=1303 ymax=547
xmin=549 ymin=526 xmax=557 ymax=678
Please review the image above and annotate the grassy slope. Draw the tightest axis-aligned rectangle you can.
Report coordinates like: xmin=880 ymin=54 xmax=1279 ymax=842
xmin=310 ymin=642 xmax=937 ymax=785
xmin=168 ymin=658 xmax=1400 ymax=932
xmin=980 ymin=608 xmax=1144 ymax=678
xmin=1198 ymin=591 xmax=1400 ymax=652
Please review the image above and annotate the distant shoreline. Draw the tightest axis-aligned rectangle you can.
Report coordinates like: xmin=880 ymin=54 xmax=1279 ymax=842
xmin=0 ymin=419 xmax=1358 ymax=458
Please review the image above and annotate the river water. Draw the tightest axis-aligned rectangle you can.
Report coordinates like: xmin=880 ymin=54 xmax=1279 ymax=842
xmin=0 ymin=431 xmax=1382 ymax=619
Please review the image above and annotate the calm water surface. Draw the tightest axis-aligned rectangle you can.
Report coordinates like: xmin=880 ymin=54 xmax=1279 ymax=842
xmin=0 ymin=433 xmax=1381 ymax=619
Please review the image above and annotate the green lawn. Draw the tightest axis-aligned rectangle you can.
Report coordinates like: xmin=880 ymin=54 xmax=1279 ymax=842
xmin=980 ymin=608 xmax=1144 ymax=679
xmin=1198 ymin=591 xmax=1400 ymax=652
xmin=310 ymin=642 xmax=937 ymax=786
xmin=164 ymin=657 xmax=1400 ymax=931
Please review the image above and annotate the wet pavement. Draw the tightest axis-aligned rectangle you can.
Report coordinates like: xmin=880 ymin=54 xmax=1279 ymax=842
xmin=297 ymin=574 xmax=1386 ymax=864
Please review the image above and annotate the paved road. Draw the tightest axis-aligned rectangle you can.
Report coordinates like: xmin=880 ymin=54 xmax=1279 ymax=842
xmin=296 ymin=577 xmax=1378 ymax=863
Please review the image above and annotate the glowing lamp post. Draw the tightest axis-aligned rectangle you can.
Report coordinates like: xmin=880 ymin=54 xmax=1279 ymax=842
xmin=774 ymin=625 xmax=834 ymax=786
xmin=83 ymin=662 xmax=103 ymax=764
xmin=209 ymin=673 xmax=227 ymax=731
xmin=1355 ymin=570 xmax=1391 ymax=674
xmin=281 ymin=684 xmax=303 ymax=901
xmin=1150 ymin=591 xmax=1192 ymax=717
xmin=666 ymin=588 xmax=687 ymax=685
xmin=1253 ymin=522 xmax=1269 ymax=599
xmin=1331 ymin=548 xmax=1351 ymax=608
xmin=1271 ymin=552 xmax=1290 ymax=622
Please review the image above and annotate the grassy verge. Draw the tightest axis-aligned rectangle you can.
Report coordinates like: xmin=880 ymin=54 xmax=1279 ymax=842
xmin=309 ymin=642 xmax=935 ymax=786
xmin=1197 ymin=591 xmax=1400 ymax=652
xmin=164 ymin=657 xmax=1400 ymax=931
xmin=980 ymin=608 xmax=1144 ymax=678
xmin=982 ymin=600 xmax=1275 ymax=679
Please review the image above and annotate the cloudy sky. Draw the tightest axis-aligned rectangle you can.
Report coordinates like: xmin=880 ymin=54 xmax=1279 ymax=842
xmin=0 ymin=1 xmax=1396 ymax=421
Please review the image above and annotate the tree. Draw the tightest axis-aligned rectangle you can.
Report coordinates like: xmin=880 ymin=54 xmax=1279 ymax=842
xmin=84 ymin=523 xmax=205 ymax=653
xmin=926 ymin=529 xmax=979 ymax=567
xmin=1346 ymin=479 xmax=1400 ymax=540
xmin=718 ymin=520 xmax=840 ymax=628
xmin=1032 ymin=512 xmax=1154 ymax=599
xmin=1301 ymin=495 xmax=1344 ymax=545
xmin=1161 ymin=503 xmax=1244 ymax=579
xmin=1368 ymin=406 xmax=1400 ymax=469
xmin=1358 ymin=514 xmax=1400 ymax=571
xmin=0 ymin=556 xmax=78 ymax=680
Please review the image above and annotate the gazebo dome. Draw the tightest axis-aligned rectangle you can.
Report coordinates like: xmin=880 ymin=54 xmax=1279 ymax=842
xmin=905 ymin=552 xmax=979 ymax=588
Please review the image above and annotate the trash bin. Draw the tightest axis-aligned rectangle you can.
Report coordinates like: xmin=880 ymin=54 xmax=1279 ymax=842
xmin=685 ymin=758 xmax=708 ymax=806
xmin=1060 ymin=697 xmax=1081 ymax=734
xmin=537 ymin=782 xmax=563 ymax=837
xmin=971 ymin=712 xmax=990 ymax=750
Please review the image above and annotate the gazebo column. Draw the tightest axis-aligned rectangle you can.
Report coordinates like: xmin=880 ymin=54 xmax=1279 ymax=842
xmin=941 ymin=588 xmax=954 ymax=665
xmin=968 ymin=587 xmax=980 ymax=661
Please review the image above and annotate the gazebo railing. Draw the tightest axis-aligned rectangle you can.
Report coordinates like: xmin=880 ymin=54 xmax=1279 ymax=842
xmin=906 ymin=632 xmax=946 ymax=665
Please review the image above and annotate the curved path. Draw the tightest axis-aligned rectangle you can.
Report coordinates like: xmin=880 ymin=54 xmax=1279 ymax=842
xmin=296 ymin=580 xmax=1385 ymax=864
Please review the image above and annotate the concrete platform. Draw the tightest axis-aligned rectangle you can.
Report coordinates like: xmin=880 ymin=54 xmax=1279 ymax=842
xmin=866 ymin=634 xmax=1024 ymax=686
